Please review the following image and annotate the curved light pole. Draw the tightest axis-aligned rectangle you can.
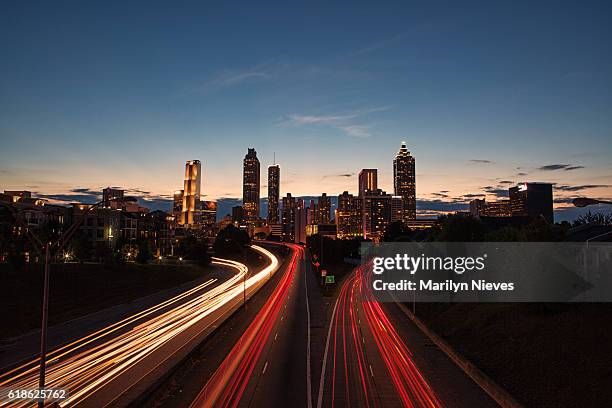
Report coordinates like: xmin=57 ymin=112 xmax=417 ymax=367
xmin=1 ymin=195 xmax=135 ymax=407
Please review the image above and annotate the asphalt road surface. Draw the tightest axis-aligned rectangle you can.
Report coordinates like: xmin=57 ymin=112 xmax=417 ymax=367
xmin=317 ymin=264 xmax=498 ymax=408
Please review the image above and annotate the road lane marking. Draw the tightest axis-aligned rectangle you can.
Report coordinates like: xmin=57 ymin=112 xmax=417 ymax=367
xmin=304 ymin=253 xmax=313 ymax=408
xmin=316 ymin=294 xmax=340 ymax=408
xmin=262 ymin=361 xmax=269 ymax=374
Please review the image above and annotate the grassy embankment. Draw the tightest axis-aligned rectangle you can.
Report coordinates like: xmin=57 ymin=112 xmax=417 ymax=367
xmin=0 ymin=262 xmax=209 ymax=339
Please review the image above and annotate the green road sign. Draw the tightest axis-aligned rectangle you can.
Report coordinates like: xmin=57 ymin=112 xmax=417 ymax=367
xmin=325 ymin=275 xmax=335 ymax=284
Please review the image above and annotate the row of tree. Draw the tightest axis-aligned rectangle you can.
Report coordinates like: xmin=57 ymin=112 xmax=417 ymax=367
xmin=305 ymin=211 xmax=612 ymax=270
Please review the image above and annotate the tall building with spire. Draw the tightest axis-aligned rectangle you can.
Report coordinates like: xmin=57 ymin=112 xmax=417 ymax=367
xmin=393 ymin=141 xmax=416 ymax=221
xmin=180 ymin=160 xmax=201 ymax=226
xmin=243 ymin=148 xmax=260 ymax=223
xmin=267 ymin=164 xmax=280 ymax=224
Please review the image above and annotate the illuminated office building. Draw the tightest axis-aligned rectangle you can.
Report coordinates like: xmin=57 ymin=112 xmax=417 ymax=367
xmin=509 ymin=182 xmax=553 ymax=223
xmin=243 ymin=148 xmax=260 ymax=224
xmin=173 ymin=190 xmax=183 ymax=219
xmin=295 ymin=199 xmax=307 ymax=244
xmin=307 ymin=199 xmax=317 ymax=225
xmin=180 ymin=160 xmax=201 ymax=226
xmin=393 ymin=141 xmax=416 ymax=221
xmin=362 ymin=189 xmax=392 ymax=242
xmin=336 ymin=191 xmax=363 ymax=239
xmin=358 ymin=169 xmax=378 ymax=197
xmin=281 ymin=193 xmax=297 ymax=242
xmin=268 ymin=164 xmax=280 ymax=224
xmin=318 ymin=193 xmax=331 ymax=224
xmin=391 ymin=195 xmax=404 ymax=222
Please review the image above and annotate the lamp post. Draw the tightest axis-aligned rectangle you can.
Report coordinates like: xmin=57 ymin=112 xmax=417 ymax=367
xmin=1 ymin=195 xmax=134 ymax=407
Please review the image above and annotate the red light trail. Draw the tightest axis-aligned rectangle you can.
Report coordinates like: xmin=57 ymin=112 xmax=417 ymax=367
xmin=190 ymin=244 xmax=304 ymax=408
xmin=325 ymin=264 xmax=442 ymax=408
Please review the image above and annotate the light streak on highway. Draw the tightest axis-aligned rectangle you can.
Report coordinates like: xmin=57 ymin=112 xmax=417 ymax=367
xmin=326 ymin=264 xmax=442 ymax=408
xmin=190 ymin=243 xmax=304 ymax=408
xmin=0 ymin=246 xmax=279 ymax=407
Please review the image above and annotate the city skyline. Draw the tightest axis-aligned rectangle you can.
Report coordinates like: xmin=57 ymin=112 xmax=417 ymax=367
xmin=1 ymin=142 xmax=609 ymax=223
xmin=1 ymin=2 xmax=611 ymax=222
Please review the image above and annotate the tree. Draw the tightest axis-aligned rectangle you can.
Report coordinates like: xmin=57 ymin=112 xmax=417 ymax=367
xmin=177 ymin=235 xmax=211 ymax=266
xmin=383 ymin=221 xmax=413 ymax=242
xmin=306 ymin=234 xmax=352 ymax=266
xmin=69 ymin=230 xmax=93 ymax=263
xmin=136 ymin=239 xmax=152 ymax=264
xmin=574 ymin=211 xmax=612 ymax=226
xmin=213 ymin=224 xmax=250 ymax=257
xmin=485 ymin=226 xmax=522 ymax=242
xmin=432 ymin=215 xmax=487 ymax=242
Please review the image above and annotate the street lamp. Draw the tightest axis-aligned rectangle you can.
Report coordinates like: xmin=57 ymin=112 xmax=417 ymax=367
xmin=1 ymin=195 xmax=134 ymax=408
xmin=573 ymin=197 xmax=612 ymax=207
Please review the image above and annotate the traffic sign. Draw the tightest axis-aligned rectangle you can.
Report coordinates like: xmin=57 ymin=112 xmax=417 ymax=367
xmin=321 ymin=269 xmax=327 ymax=277
xmin=313 ymin=261 xmax=320 ymax=268
xmin=325 ymin=275 xmax=335 ymax=284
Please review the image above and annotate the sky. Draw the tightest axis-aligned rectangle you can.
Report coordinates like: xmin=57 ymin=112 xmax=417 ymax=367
xmin=1 ymin=1 xmax=611 ymax=221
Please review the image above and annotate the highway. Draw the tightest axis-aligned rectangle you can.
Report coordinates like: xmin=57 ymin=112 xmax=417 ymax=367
xmin=317 ymin=264 xmax=499 ymax=408
xmin=0 ymin=245 xmax=280 ymax=408
xmin=189 ymin=243 xmax=312 ymax=408
xmin=188 ymin=244 xmax=497 ymax=408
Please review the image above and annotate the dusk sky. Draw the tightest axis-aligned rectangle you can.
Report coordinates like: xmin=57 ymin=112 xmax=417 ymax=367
xmin=1 ymin=1 xmax=611 ymax=221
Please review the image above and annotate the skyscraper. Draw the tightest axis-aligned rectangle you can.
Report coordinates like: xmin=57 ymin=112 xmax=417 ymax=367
xmin=243 ymin=148 xmax=260 ymax=224
xmin=509 ymin=182 xmax=553 ymax=223
xmin=267 ymin=164 xmax=280 ymax=224
xmin=281 ymin=193 xmax=297 ymax=242
xmin=391 ymin=195 xmax=404 ymax=222
xmin=362 ymin=189 xmax=393 ymax=242
xmin=173 ymin=190 xmax=183 ymax=219
xmin=336 ymin=191 xmax=363 ymax=239
xmin=295 ymin=199 xmax=307 ymax=244
xmin=307 ymin=199 xmax=318 ymax=225
xmin=318 ymin=193 xmax=331 ymax=224
xmin=358 ymin=169 xmax=378 ymax=197
xmin=393 ymin=141 xmax=416 ymax=221
xmin=181 ymin=160 xmax=201 ymax=226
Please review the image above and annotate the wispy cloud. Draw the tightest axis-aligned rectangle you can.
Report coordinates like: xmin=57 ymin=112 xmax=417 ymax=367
xmin=284 ymin=106 xmax=390 ymax=138
xmin=469 ymin=159 xmax=492 ymax=164
xmin=555 ymin=184 xmax=609 ymax=192
xmin=350 ymin=32 xmax=412 ymax=56
xmin=200 ymin=69 xmax=271 ymax=93
xmin=338 ymin=125 xmax=371 ymax=138
xmin=538 ymin=163 xmax=583 ymax=171
xmin=196 ymin=60 xmax=341 ymax=95
xmin=322 ymin=172 xmax=355 ymax=180
xmin=483 ymin=186 xmax=509 ymax=198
